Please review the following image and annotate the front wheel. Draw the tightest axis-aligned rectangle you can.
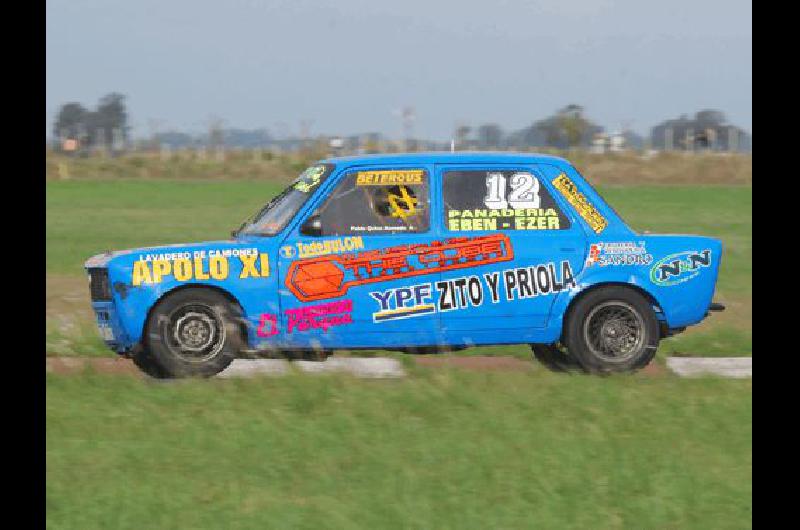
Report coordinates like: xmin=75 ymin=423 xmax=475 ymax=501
xmin=563 ymin=287 xmax=659 ymax=374
xmin=530 ymin=343 xmax=582 ymax=372
xmin=140 ymin=288 xmax=242 ymax=378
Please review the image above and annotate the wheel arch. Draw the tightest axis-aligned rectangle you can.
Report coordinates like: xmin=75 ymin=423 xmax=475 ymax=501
xmin=559 ymin=281 xmax=665 ymax=340
xmin=141 ymin=283 xmax=247 ymax=348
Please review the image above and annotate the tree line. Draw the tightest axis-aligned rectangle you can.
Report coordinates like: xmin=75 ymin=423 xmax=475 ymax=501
xmin=51 ymin=95 xmax=748 ymax=153
xmin=52 ymin=93 xmax=129 ymax=151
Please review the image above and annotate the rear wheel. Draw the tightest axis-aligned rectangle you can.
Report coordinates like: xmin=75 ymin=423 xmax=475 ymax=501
xmin=564 ymin=287 xmax=659 ymax=374
xmin=139 ymin=288 xmax=242 ymax=378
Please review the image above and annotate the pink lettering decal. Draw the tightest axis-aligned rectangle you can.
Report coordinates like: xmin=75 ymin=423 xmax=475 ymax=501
xmin=285 ymin=300 xmax=353 ymax=333
xmin=256 ymin=314 xmax=278 ymax=337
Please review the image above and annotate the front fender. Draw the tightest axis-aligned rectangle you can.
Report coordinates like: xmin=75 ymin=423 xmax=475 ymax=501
xmin=102 ymin=242 xmax=278 ymax=349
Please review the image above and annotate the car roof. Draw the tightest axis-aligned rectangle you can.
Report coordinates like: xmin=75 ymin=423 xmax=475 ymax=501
xmin=319 ymin=151 xmax=570 ymax=167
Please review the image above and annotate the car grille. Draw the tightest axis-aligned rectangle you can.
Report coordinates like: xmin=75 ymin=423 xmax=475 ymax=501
xmin=88 ymin=268 xmax=111 ymax=301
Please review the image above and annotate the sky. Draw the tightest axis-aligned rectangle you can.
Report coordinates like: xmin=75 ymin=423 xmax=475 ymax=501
xmin=46 ymin=0 xmax=752 ymax=140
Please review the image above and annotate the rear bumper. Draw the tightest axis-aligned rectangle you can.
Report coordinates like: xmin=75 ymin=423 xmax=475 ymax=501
xmin=661 ymin=302 xmax=724 ymax=338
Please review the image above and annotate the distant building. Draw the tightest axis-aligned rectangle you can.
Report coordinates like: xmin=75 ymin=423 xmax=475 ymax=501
xmin=589 ymin=130 xmax=645 ymax=154
xmin=651 ymin=110 xmax=751 ymax=152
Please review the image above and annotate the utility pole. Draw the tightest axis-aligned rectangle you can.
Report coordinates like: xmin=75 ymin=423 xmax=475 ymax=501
xmin=95 ymin=127 xmax=106 ymax=157
xmin=728 ymin=126 xmax=739 ymax=153
xmin=207 ymin=116 xmax=225 ymax=162
xmin=274 ymin=121 xmax=289 ymax=153
xmin=402 ymin=106 xmax=415 ymax=152
xmin=112 ymin=127 xmax=124 ymax=156
xmin=147 ymin=119 xmax=164 ymax=153
xmin=299 ymin=120 xmax=313 ymax=153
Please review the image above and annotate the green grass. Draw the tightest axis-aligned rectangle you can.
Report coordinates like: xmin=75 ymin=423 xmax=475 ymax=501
xmin=46 ymin=180 xmax=285 ymax=276
xmin=600 ymin=185 xmax=752 ymax=356
xmin=46 ymin=322 xmax=110 ymax=358
xmin=47 ymin=370 xmax=752 ymax=529
xmin=46 ymin=180 xmax=751 ymax=357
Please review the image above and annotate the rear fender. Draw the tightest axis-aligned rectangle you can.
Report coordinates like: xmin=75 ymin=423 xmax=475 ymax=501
xmin=548 ymin=271 xmax=666 ymax=337
xmin=549 ymin=235 xmax=723 ymax=334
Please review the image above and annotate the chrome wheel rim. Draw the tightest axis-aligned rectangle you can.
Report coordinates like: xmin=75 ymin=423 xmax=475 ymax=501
xmin=165 ymin=304 xmax=226 ymax=363
xmin=583 ymin=301 xmax=645 ymax=363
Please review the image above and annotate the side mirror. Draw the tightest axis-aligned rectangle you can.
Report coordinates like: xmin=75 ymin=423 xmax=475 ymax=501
xmin=300 ymin=215 xmax=323 ymax=237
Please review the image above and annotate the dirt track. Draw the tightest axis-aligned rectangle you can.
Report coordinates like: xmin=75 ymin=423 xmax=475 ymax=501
xmin=46 ymin=355 xmax=669 ymax=377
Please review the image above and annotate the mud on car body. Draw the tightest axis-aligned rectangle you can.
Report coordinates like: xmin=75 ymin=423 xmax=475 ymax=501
xmin=85 ymin=153 xmax=724 ymax=377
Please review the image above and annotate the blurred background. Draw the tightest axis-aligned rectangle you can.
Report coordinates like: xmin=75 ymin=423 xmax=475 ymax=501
xmin=46 ymin=1 xmax=751 ymax=528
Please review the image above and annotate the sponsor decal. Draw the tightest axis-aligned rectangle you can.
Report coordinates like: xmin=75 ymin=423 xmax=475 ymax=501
xmin=293 ymin=165 xmax=327 ymax=193
xmin=368 ymin=260 xmax=577 ymax=322
xmin=283 ymin=237 xmax=365 ymax=259
xmin=356 ymin=169 xmax=424 ymax=186
xmin=448 ymin=208 xmax=562 ymax=231
xmin=585 ymin=242 xmax=653 ymax=267
xmin=286 ymin=300 xmax=353 ymax=333
xmin=256 ymin=314 xmax=279 ymax=337
xmin=131 ymin=248 xmax=269 ymax=286
xmin=96 ymin=321 xmax=115 ymax=341
xmin=444 ymin=170 xmax=569 ymax=232
xmin=256 ymin=301 xmax=353 ymax=336
xmin=493 ymin=261 xmax=577 ymax=303
xmin=436 ymin=275 xmax=486 ymax=311
xmin=650 ymin=249 xmax=712 ymax=286
xmin=551 ymin=173 xmax=608 ymax=234
xmin=350 ymin=224 xmax=414 ymax=233
xmin=286 ymin=234 xmax=514 ymax=302
xmin=370 ymin=283 xmax=435 ymax=322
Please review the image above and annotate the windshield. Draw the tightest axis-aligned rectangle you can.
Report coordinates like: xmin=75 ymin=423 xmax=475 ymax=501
xmin=237 ymin=163 xmax=335 ymax=236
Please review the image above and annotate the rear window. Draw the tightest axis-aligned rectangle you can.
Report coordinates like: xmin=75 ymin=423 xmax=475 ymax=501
xmin=442 ymin=169 xmax=570 ymax=232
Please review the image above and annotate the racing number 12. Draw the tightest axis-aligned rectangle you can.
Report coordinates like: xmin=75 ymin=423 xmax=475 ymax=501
xmin=484 ymin=172 xmax=540 ymax=210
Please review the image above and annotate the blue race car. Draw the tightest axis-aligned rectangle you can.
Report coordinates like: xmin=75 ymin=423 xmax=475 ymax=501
xmin=85 ymin=153 xmax=725 ymax=377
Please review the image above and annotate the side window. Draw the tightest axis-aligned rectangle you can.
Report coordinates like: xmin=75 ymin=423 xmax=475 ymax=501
xmin=313 ymin=168 xmax=430 ymax=236
xmin=443 ymin=169 xmax=571 ymax=232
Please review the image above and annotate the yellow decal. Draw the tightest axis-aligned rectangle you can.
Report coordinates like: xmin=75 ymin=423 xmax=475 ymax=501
xmin=209 ymin=256 xmax=229 ymax=280
xmin=294 ymin=166 xmax=326 ymax=193
xmin=239 ymin=254 xmax=260 ymax=279
xmin=356 ymin=169 xmax=424 ymax=186
xmin=295 ymin=236 xmax=365 ymax=258
xmin=447 ymin=208 xmax=561 ymax=231
xmin=132 ymin=260 xmax=152 ymax=286
xmin=387 ymin=185 xmax=418 ymax=219
xmin=551 ymin=173 xmax=608 ymax=234
xmin=132 ymin=249 xmax=270 ymax=286
xmin=173 ymin=259 xmax=192 ymax=281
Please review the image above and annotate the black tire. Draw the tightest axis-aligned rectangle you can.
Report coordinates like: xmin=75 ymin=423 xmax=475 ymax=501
xmin=530 ymin=343 xmax=582 ymax=372
xmin=563 ymin=286 xmax=659 ymax=374
xmin=131 ymin=350 xmax=169 ymax=379
xmin=301 ymin=350 xmax=331 ymax=361
xmin=140 ymin=288 xmax=242 ymax=378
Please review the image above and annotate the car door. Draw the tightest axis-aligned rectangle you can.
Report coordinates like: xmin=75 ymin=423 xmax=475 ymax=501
xmin=277 ymin=164 xmax=444 ymax=349
xmin=436 ymin=163 xmax=587 ymax=344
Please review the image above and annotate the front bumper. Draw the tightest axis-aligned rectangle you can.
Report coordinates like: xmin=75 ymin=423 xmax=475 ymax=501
xmin=91 ymin=301 xmax=131 ymax=354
